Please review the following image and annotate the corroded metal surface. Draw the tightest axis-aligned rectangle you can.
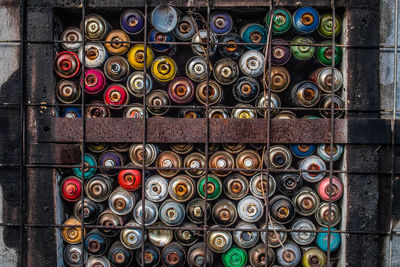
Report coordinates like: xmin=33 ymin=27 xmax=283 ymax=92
xmin=38 ymin=117 xmax=400 ymax=144
xmin=37 ymin=117 xmax=349 ymax=143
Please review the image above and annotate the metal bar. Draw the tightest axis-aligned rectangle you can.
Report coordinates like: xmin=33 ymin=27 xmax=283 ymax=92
xmin=19 ymin=0 xmax=26 ymax=265
xmin=141 ymin=2 xmax=148 ymax=267
xmin=204 ymin=2 xmax=211 ymax=265
xmin=19 ymin=165 xmax=400 ymax=176
xmin=389 ymin=0 xmax=399 ymax=266
xmin=327 ymin=0 xmax=337 ymax=265
xmin=79 ymin=1 xmax=86 ymax=266
xmin=2 ymin=38 xmax=400 ymax=49
xmin=0 ymin=221 xmax=397 ymax=236
xmin=36 ymin=117 xmax=400 ymax=144
xmin=262 ymin=0 xmax=275 ymax=263
xmin=37 ymin=118 xmax=352 ymax=143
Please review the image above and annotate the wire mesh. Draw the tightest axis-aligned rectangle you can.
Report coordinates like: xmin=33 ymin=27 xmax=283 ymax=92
xmin=1 ymin=0 xmax=398 ymax=266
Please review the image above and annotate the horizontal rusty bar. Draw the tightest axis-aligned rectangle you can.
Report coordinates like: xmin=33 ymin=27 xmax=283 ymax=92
xmin=37 ymin=117 xmax=349 ymax=143
xmin=36 ymin=117 xmax=400 ymax=144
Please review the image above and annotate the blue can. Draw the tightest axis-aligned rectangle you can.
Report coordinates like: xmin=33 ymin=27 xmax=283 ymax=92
xmin=290 ymin=144 xmax=316 ymax=158
xmin=61 ymin=107 xmax=82 ymax=118
xmin=316 ymin=227 xmax=341 ymax=252
xmin=148 ymin=28 xmax=175 ymax=53
xmin=151 ymin=5 xmax=180 ymax=33
xmin=239 ymin=24 xmax=268 ymax=50
xmin=293 ymin=6 xmax=320 ymax=34
xmin=210 ymin=12 xmax=233 ymax=35
xmin=84 ymin=231 xmax=109 ymax=256
xmin=72 ymin=153 xmax=97 ymax=179
xmin=120 ymin=9 xmax=145 ymax=34
xmin=317 ymin=143 xmax=344 ymax=162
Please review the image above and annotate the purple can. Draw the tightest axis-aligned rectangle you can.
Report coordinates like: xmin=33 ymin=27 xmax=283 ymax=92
xmin=98 ymin=151 xmax=124 ymax=176
xmin=270 ymin=39 xmax=291 ymax=66
xmin=210 ymin=12 xmax=233 ymax=35
xmin=168 ymin=77 xmax=195 ymax=104
xmin=120 ymin=9 xmax=145 ymax=34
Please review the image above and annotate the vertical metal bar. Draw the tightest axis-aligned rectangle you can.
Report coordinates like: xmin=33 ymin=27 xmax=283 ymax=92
xmin=19 ymin=0 xmax=26 ymax=265
xmin=389 ymin=0 xmax=399 ymax=266
xmin=80 ymin=1 xmax=86 ymax=266
xmin=263 ymin=0 xmax=274 ymax=265
xmin=204 ymin=2 xmax=211 ymax=265
xmin=141 ymin=2 xmax=148 ymax=267
xmin=327 ymin=0 xmax=337 ymax=265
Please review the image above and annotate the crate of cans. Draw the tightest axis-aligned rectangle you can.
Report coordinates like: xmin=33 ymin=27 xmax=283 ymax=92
xmin=55 ymin=5 xmax=345 ymax=267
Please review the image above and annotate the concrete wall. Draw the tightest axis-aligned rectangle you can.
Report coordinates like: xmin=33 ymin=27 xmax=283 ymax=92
xmin=0 ymin=1 xmax=20 ymax=266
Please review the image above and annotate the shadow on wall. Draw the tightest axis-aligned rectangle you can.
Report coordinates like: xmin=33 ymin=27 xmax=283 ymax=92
xmin=0 ymin=68 xmax=22 ymax=267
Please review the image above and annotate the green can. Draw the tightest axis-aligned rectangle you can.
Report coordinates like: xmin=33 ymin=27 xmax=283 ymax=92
xmin=222 ymin=246 xmax=248 ymax=267
xmin=317 ymin=41 xmax=342 ymax=66
xmin=318 ymin=14 xmax=342 ymax=38
xmin=291 ymin=36 xmax=316 ymax=60
xmin=197 ymin=175 xmax=222 ymax=201
xmin=265 ymin=8 xmax=292 ymax=34
xmin=72 ymin=153 xmax=97 ymax=179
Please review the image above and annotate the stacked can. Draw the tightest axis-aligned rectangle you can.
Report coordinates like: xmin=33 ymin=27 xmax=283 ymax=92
xmin=56 ymin=5 xmax=345 ymax=267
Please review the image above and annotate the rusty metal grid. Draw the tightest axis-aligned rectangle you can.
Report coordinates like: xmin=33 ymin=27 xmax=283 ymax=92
xmin=0 ymin=0 xmax=397 ymax=266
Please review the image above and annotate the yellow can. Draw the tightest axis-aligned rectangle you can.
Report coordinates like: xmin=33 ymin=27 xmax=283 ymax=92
xmin=301 ymin=247 xmax=326 ymax=267
xmin=104 ymin=29 xmax=130 ymax=55
xmin=61 ymin=217 xmax=85 ymax=244
xmin=127 ymin=44 xmax=154 ymax=70
xmin=151 ymin=56 xmax=177 ymax=83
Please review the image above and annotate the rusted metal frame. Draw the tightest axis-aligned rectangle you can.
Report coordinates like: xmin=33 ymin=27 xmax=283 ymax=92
xmin=204 ymin=1 xmax=211 ymax=264
xmin=0 ymin=1 xmax=382 ymax=266
xmin=344 ymin=2 xmax=381 ymax=265
xmin=34 ymin=117 xmax=391 ymax=143
xmin=141 ymin=2 xmax=149 ymax=266
xmin=327 ymin=0 xmax=336 ymax=264
xmin=389 ymin=0 xmax=399 ymax=266
xmin=36 ymin=117 xmax=400 ymax=144
xmin=37 ymin=118 xmax=352 ymax=143
xmin=19 ymin=0 xmax=26 ymax=265
xmin=79 ymin=1 xmax=86 ymax=266
xmin=13 ymin=2 xmax=382 ymax=266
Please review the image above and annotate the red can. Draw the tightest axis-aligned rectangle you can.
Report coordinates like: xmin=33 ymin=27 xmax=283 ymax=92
xmin=60 ymin=176 xmax=82 ymax=202
xmin=54 ymin=51 xmax=81 ymax=78
xmin=103 ymin=84 xmax=130 ymax=109
xmin=82 ymin=68 xmax=107 ymax=95
xmin=317 ymin=176 xmax=343 ymax=202
xmin=118 ymin=169 xmax=142 ymax=191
